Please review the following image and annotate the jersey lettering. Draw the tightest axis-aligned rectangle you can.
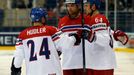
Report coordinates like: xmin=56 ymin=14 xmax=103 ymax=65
xmin=95 ymin=17 xmax=103 ymax=23
xmin=27 ymin=38 xmax=50 ymax=61
xmin=27 ymin=40 xmax=37 ymax=61
xmin=39 ymin=38 xmax=50 ymax=59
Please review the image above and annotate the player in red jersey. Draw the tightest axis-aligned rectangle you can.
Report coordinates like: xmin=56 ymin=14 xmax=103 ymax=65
xmin=58 ymin=0 xmax=96 ymax=75
xmin=10 ymin=7 xmax=63 ymax=75
xmin=83 ymin=0 xmax=128 ymax=75
xmin=84 ymin=0 xmax=128 ymax=45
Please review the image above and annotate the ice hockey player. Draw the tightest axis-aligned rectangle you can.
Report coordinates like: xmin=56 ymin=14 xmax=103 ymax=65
xmin=11 ymin=7 xmax=63 ymax=75
xmin=83 ymin=0 xmax=128 ymax=75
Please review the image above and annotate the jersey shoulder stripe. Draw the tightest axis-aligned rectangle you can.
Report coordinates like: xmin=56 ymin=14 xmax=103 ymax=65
xmin=60 ymin=25 xmax=91 ymax=32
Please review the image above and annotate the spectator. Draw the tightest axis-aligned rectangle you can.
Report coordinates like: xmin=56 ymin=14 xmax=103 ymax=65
xmin=108 ymin=0 xmax=114 ymax=10
xmin=0 ymin=9 xmax=4 ymax=26
xmin=11 ymin=0 xmax=26 ymax=9
xmin=27 ymin=0 xmax=33 ymax=8
xmin=45 ymin=0 xmax=57 ymax=10
xmin=100 ymin=0 xmax=105 ymax=11
xmin=57 ymin=0 xmax=66 ymax=18
xmin=127 ymin=0 xmax=133 ymax=11
xmin=117 ymin=0 xmax=126 ymax=10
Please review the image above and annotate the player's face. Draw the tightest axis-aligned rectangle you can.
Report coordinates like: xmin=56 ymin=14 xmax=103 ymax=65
xmin=66 ymin=3 xmax=80 ymax=17
xmin=84 ymin=3 xmax=92 ymax=15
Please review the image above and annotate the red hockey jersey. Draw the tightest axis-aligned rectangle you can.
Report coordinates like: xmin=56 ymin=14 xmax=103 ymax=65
xmin=89 ymin=14 xmax=110 ymax=31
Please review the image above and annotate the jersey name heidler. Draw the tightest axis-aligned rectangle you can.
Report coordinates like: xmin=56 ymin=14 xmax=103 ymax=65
xmin=27 ymin=27 xmax=46 ymax=35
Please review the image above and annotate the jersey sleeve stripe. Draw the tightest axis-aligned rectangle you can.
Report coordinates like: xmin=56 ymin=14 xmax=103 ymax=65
xmin=52 ymin=31 xmax=63 ymax=41
xmin=60 ymin=25 xmax=91 ymax=31
xmin=16 ymin=43 xmax=23 ymax=46
xmin=52 ymin=37 xmax=60 ymax=41
xmin=15 ymin=38 xmax=23 ymax=46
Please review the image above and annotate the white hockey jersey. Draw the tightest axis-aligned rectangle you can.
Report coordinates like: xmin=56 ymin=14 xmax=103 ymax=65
xmin=57 ymin=14 xmax=116 ymax=70
xmin=86 ymin=14 xmax=116 ymax=70
xmin=13 ymin=25 xmax=63 ymax=75
xmin=58 ymin=15 xmax=91 ymax=70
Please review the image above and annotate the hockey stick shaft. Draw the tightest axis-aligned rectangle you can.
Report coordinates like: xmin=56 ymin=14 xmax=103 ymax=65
xmin=81 ymin=0 xmax=86 ymax=75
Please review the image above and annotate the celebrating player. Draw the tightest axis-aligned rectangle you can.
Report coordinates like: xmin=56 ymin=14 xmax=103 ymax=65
xmin=58 ymin=0 xmax=95 ymax=75
xmin=84 ymin=0 xmax=128 ymax=75
xmin=11 ymin=7 xmax=63 ymax=75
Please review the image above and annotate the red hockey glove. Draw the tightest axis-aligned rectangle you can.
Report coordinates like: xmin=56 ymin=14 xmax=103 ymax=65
xmin=113 ymin=30 xmax=129 ymax=45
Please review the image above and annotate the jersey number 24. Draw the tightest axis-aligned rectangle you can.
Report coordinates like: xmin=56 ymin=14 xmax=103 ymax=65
xmin=27 ymin=38 xmax=50 ymax=61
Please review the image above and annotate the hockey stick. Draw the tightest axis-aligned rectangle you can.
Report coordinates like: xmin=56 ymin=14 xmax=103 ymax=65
xmin=81 ymin=0 xmax=86 ymax=75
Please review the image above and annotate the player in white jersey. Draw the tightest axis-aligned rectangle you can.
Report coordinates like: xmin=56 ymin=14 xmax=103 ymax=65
xmin=10 ymin=7 xmax=63 ymax=75
xmin=58 ymin=0 xmax=96 ymax=75
xmin=83 ymin=0 xmax=129 ymax=75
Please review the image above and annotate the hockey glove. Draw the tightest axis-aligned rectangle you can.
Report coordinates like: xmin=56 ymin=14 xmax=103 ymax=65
xmin=11 ymin=58 xmax=21 ymax=75
xmin=57 ymin=51 xmax=62 ymax=56
xmin=69 ymin=32 xmax=81 ymax=45
xmin=113 ymin=30 xmax=129 ymax=45
xmin=83 ymin=30 xmax=96 ymax=42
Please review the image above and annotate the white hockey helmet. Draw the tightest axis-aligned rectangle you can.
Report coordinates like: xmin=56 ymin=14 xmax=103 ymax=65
xmin=65 ymin=0 xmax=80 ymax=4
xmin=83 ymin=0 xmax=88 ymax=3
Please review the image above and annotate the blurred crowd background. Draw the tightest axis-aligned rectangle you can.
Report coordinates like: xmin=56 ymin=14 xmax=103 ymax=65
xmin=0 ymin=0 xmax=133 ymax=32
